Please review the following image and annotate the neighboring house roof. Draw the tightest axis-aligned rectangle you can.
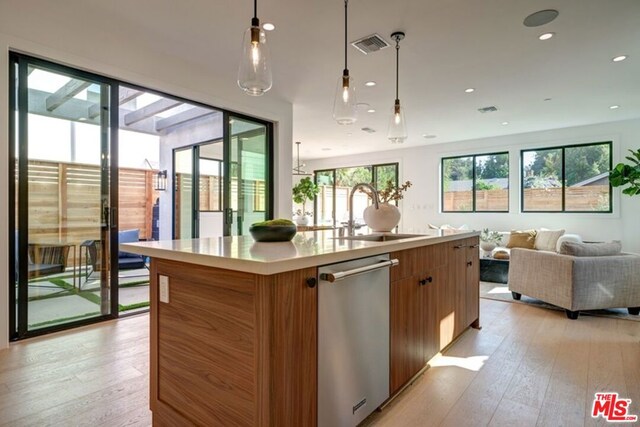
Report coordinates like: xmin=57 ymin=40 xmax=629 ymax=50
xmin=571 ymin=172 xmax=609 ymax=187
xmin=448 ymin=178 xmax=509 ymax=191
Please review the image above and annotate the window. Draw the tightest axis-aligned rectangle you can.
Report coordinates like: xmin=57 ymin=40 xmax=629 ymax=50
xmin=198 ymin=158 xmax=222 ymax=212
xmin=521 ymin=142 xmax=612 ymax=212
xmin=442 ymin=152 xmax=509 ymax=212
xmin=314 ymin=163 xmax=399 ymax=227
xmin=254 ymin=180 xmax=266 ymax=212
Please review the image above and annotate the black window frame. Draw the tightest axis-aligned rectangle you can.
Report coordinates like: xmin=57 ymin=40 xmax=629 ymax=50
xmin=441 ymin=152 xmax=510 ymax=213
xmin=520 ymin=141 xmax=613 ymax=213
xmin=313 ymin=162 xmax=399 ymax=227
xmin=8 ymin=51 xmax=275 ymax=341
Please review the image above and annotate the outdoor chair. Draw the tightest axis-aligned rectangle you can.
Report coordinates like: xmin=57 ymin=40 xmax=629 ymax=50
xmin=80 ymin=229 xmax=147 ymax=286
xmin=27 ymin=243 xmax=69 ymax=279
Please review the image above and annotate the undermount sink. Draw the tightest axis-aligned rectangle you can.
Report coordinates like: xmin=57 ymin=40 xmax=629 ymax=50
xmin=334 ymin=233 xmax=423 ymax=242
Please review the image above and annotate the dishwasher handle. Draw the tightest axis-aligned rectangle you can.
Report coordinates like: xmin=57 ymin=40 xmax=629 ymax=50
xmin=320 ymin=259 xmax=399 ymax=283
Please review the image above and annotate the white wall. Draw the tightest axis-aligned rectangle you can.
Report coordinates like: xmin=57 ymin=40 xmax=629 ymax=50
xmin=199 ymin=212 xmax=224 ymax=238
xmin=306 ymin=119 xmax=640 ymax=255
xmin=0 ymin=11 xmax=292 ymax=347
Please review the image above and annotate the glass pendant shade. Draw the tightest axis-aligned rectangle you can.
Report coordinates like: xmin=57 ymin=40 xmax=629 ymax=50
xmin=332 ymin=73 xmax=357 ymax=125
xmin=238 ymin=25 xmax=272 ymax=96
xmin=387 ymin=102 xmax=408 ymax=143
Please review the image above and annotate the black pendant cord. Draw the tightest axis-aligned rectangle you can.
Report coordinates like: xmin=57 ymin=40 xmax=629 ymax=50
xmin=344 ymin=0 xmax=349 ymax=74
xmin=395 ymin=39 xmax=400 ymax=102
xmin=251 ymin=0 xmax=259 ymax=27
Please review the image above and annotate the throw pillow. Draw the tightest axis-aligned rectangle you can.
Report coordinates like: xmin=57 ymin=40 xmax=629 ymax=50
xmin=506 ymin=230 xmax=537 ymax=249
xmin=493 ymin=250 xmax=510 ymax=260
xmin=559 ymin=241 xmax=622 ymax=257
xmin=118 ymin=229 xmax=141 ymax=258
xmin=555 ymin=234 xmax=582 ymax=252
xmin=535 ymin=229 xmax=565 ymax=252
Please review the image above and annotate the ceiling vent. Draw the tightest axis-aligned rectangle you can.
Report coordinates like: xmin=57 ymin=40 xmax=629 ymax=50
xmin=351 ymin=34 xmax=389 ymax=54
xmin=478 ymin=106 xmax=498 ymax=113
xmin=361 ymin=127 xmax=376 ymax=133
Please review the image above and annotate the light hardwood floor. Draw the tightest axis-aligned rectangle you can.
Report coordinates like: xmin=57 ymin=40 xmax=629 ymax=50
xmin=1 ymin=300 xmax=638 ymax=427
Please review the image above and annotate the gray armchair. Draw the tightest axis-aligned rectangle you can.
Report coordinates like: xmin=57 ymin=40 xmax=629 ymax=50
xmin=508 ymin=248 xmax=640 ymax=319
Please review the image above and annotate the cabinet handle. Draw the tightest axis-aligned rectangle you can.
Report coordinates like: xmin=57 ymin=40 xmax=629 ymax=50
xmin=306 ymin=277 xmax=317 ymax=288
xmin=419 ymin=276 xmax=433 ymax=286
xmin=467 ymin=261 xmax=473 ymax=267
xmin=469 ymin=244 xmax=479 ymax=249
xmin=454 ymin=245 xmax=467 ymax=249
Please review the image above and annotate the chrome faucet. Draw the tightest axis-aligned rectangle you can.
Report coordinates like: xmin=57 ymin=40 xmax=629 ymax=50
xmin=348 ymin=183 xmax=379 ymax=236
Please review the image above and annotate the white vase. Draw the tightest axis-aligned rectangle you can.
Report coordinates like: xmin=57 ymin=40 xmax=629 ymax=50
xmin=295 ymin=215 xmax=310 ymax=226
xmin=363 ymin=203 xmax=401 ymax=232
xmin=480 ymin=241 xmax=497 ymax=252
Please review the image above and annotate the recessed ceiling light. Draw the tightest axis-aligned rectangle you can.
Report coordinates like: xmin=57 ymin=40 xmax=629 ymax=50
xmin=367 ymin=109 xmax=376 ymax=113
xmin=364 ymin=81 xmax=376 ymax=87
xmin=422 ymin=134 xmax=437 ymax=139
xmin=544 ymin=98 xmax=552 ymax=101
xmin=78 ymin=117 xmax=87 ymax=121
xmin=538 ymin=32 xmax=554 ymax=40
xmin=356 ymin=102 xmax=370 ymax=108
xmin=501 ymin=121 xmax=509 ymax=125
xmin=612 ymin=55 xmax=627 ymax=62
xmin=610 ymin=105 xmax=620 ymax=110
xmin=263 ymin=23 xmax=275 ymax=31
xmin=464 ymin=88 xmax=475 ymax=93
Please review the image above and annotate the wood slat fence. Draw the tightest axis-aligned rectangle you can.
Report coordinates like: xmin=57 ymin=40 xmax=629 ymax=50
xmin=26 ymin=160 xmax=159 ymax=266
xmin=443 ymin=186 xmax=609 ymax=211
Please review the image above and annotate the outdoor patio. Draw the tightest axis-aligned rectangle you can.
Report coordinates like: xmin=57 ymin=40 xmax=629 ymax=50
xmin=26 ymin=267 xmax=150 ymax=330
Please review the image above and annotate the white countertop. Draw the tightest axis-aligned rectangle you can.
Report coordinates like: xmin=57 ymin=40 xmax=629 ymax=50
xmin=120 ymin=229 xmax=479 ymax=275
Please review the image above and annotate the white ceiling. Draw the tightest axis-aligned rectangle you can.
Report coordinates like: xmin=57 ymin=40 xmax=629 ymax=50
xmin=29 ymin=0 xmax=640 ymax=160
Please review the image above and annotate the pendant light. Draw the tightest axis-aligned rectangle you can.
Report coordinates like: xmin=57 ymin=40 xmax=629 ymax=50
xmin=387 ymin=32 xmax=408 ymax=143
xmin=238 ymin=0 xmax=272 ymax=96
xmin=292 ymin=141 xmax=311 ymax=176
xmin=332 ymin=0 xmax=357 ymax=125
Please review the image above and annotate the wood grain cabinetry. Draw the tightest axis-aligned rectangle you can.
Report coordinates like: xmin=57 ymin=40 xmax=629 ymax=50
xmin=389 ymin=237 xmax=480 ymax=395
xmin=148 ymin=235 xmax=479 ymax=425
xmin=150 ymin=259 xmax=317 ymax=427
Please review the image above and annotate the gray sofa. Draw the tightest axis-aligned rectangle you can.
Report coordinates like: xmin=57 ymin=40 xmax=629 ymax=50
xmin=508 ymin=247 xmax=640 ymax=319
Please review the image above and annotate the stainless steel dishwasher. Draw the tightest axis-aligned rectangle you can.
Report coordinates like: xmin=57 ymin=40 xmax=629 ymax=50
xmin=318 ymin=254 xmax=399 ymax=427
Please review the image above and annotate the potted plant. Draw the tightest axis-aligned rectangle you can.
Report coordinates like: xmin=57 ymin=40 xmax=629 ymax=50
xmin=361 ymin=180 xmax=412 ymax=232
xmin=292 ymin=177 xmax=319 ymax=226
xmin=610 ymin=148 xmax=640 ymax=196
xmin=480 ymin=228 xmax=502 ymax=253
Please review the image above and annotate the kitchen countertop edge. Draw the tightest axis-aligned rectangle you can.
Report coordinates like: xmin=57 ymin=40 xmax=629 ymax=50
xmin=120 ymin=230 xmax=480 ymax=275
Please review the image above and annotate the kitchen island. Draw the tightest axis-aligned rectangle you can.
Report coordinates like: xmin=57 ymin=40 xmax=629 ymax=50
xmin=122 ymin=229 xmax=480 ymax=427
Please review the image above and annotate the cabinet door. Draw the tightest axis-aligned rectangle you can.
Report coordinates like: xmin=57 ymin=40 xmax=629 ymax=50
xmin=390 ymin=275 xmax=424 ymax=394
xmin=390 ymin=249 xmax=416 ymax=282
xmin=445 ymin=240 xmax=466 ymax=343
xmin=421 ymin=264 xmax=446 ymax=362
xmin=465 ymin=237 xmax=480 ymax=326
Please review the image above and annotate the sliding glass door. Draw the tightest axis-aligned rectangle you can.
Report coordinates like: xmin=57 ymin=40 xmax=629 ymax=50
xmin=225 ymin=116 xmax=270 ymax=236
xmin=174 ymin=147 xmax=194 ymax=239
xmin=174 ymin=115 xmax=272 ymax=238
xmin=10 ymin=55 xmax=115 ymax=338
xmin=8 ymin=54 xmax=274 ymax=340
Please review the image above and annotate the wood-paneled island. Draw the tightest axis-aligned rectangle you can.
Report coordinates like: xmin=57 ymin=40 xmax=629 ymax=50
xmin=121 ymin=229 xmax=480 ymax=426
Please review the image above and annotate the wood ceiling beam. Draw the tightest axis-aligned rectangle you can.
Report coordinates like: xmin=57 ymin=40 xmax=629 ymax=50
xmin=119 ymin=88 xmax=144 ymax=105
xmin=45 ymin=80 xmax=91 ymax=111
xmin=124 ymin=98 xmax=182 ymax=126
xmin=155 ymin=107 xmax=216 ymax=131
